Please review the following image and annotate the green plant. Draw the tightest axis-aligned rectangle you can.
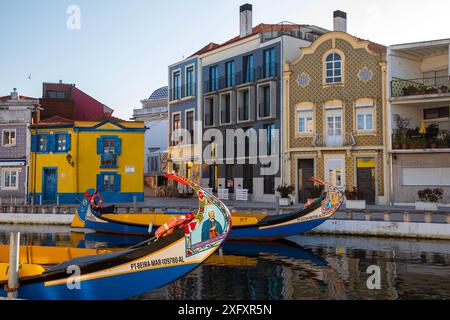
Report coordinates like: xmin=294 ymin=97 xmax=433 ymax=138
xmin=425 ymin=123 xmax=440 ymax=140
xmin=305 ymin=185 xmax=324 ymax=199
xmin=276 ymin=185 xmax=294 ymax=198
xmin=344 ymin=187 xmax=366 ymax=200
xmin=393 ymin=114 xmax=411 ymax=143
xmin=418 ymin=188 xmax=443 ymax=203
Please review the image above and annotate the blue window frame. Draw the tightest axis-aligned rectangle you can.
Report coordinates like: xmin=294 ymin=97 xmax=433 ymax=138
xmin=97 ymin=136 xmax=121 ymax=168
xmin=225 ymin=61 xmax=235 ymax=87
xmin=325 ymin=53 xmax=342 ymax=84
xmin=186 ymin=66 xmax=194 ymax=97
xmin=209 ymin=66 xmax=218 ymax=91
xmin=37 ymin=134 xmax=49 ymax=153
xmin=264 ymin=47 xmax=276 ymax=78
xmin=97 ymin=172 xmax=121 ymax=192
xmin=243 ymin=54 xmax=254 ymax=83
xmin=173 ymin=71 xmax=181 ymax=99
xmin=54 ymin=133 xmax=71 ymax=152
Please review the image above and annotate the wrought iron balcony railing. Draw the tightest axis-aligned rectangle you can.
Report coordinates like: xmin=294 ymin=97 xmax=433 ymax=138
xmin=169 ymin=83 xmax=196 ymax=101
xmin=203 ymin=62 xmax=279 ymax=94
xmin=312 ymin=133 xmax=356 ymax=147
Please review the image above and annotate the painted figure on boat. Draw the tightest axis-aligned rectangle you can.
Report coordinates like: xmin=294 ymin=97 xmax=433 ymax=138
xmin=201 ymin=211 xmax=223 ymax=241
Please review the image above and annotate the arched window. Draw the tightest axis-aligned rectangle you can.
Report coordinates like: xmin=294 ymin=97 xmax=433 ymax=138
xmin=325 ymin=53 xmax=342 ymax=84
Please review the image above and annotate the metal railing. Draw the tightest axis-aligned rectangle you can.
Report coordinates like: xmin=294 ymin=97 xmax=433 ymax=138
xmin=312 ymin=133 xmax=356 ymax=147
xmin=391 ymin=75 xmax=449 ymax=97
xmin=203 ymin=63 xmax=279 ymax=94
xmin=169 ymin=83 xmax=196 ymax=101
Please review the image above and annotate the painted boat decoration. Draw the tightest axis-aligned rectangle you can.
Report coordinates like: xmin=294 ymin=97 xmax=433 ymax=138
xmin=0 ymin=174 xmax=232 ymax=300
xmin=73 ymin=177 xmax=343 ymax=240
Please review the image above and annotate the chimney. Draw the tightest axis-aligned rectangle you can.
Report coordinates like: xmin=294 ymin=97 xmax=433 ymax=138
xmin=240 ymin=3 xmax=253 ymax=38
xmin=11 ymin=88 xmax=19 ymax=100
xmin=333 ymin=10 xmax=347 ymax=33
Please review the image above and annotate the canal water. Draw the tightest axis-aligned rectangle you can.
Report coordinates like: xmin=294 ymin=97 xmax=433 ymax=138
xmin=1 ymin=225 xmax=449 ymax=300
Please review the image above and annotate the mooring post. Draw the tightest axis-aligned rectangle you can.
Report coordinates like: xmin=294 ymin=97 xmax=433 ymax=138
xmin=8 ymin=232 xmax=20 ymax=299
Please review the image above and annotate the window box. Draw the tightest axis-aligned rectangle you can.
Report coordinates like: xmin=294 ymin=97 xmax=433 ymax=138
xmin=345 ymin=199 xmax=366 ymax=210
xmin=415 ymin=201 xmax=438 ymax=211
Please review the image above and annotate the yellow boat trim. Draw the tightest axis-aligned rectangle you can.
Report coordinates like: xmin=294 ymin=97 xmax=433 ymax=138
xmin=70 ymin=210 xmax=85 ymax=228
xmin=0 ymin=245 xmax=111 ymax=265
xmin=44 ymin=237 xmax=215 ymax=287
xmin=0 ymin=263 xmax=46 ymax=281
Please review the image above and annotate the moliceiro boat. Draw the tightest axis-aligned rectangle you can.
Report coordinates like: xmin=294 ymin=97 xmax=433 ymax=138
xmin=0 ymin=174 xmax=232 ymax=300
xmin=73 ymin=177 xmax=343 ymax=240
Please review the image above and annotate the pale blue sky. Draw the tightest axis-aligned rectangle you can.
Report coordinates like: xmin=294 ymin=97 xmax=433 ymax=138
xmin=1 ymin=0 xmax=449 ymax=119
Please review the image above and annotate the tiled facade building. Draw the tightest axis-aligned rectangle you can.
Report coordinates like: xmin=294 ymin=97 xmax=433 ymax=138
xmin=0 ymin=89 xmax=39 ymax=202
xmin=284 ymin=12 xmax=389 ymax=204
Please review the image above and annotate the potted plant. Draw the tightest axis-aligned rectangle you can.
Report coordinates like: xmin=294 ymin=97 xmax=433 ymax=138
xmin=393 ymin=114 xmax=411 ymax=149
xmin=401 ymin=137 xmax=410 ymax=149
xmin=305 ymin=185 xmax=324 ymax=202
xmin=438 ymin=85 xmax=448 ymax=93
xmin=392 ymin=129 xmax=402 ymax=149
xmin=277 ymin=184 xmax=294 ymax=206
xmin=344 ymin=187 xmax=367 ymax=209
xmin=408 ymin=138 xmax=420 ymax=149
xmin=430 ymin=138 xmax=439 ymax=149
xmin=415 ymin=188 xmax=443 ymax=211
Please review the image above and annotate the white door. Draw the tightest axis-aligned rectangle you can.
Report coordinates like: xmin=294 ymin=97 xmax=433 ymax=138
xmin=326 ymin=110 xmax=343 ymax=146
xmin=325 ymin=157 xmax=344 ymax=189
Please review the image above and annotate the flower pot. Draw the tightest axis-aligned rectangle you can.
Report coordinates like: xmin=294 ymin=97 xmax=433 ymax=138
xmin=415 ymin=201 xmax=438 ymax=211
xmin=345 ymin=199 xmax=366 ymax=210
xmin=431 ymin=143 xmax=438 ymax=149
xmin=279 ymin=197 xmax=291 ymax=206
xmin=401 ymin=143 xmax=409 ymax=149
xmin=393 ymin=143 xmax=401 ymax=149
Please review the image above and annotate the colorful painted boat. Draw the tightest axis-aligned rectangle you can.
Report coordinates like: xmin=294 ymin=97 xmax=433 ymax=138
xmin=73 ymin=177 xmax=343 ymax=240
xmin=0 ymin=174 xmax=232 ymax=300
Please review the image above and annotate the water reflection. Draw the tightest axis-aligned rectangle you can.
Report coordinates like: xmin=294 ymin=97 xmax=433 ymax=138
xmin=0 ymin=225 xmax=449 ymax=300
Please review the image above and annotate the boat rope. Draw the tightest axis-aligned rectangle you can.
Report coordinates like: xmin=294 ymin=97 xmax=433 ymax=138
xmin=3 ymin=283 xmax=19 ymax=293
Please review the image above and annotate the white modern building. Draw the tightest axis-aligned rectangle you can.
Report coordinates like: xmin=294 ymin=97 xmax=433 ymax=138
xmin=387 ymin=39 xmax=450 ymax=205
xmin=132 ymin=86 xmax=168 ymax=189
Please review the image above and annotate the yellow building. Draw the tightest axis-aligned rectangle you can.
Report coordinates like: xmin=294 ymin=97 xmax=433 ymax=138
xmin=29 ymin=116 xmax=145 ymax=204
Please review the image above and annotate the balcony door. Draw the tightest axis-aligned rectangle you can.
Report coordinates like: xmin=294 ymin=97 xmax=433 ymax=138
xmin=326 ymin=109 xmax=343 ymax=146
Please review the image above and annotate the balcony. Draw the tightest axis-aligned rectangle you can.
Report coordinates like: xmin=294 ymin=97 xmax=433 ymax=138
xmin=312 ymin=133 xmax=356 ymax=148
xmin=101 ymin=153 xmax=118 ymax=168
xmin=203 ymin=63 xmax=279 ymax=94
xmin=169 ymin=83 xmax=196 ymax=102
xmin=391 ymin=75 xmax=449 ymax=98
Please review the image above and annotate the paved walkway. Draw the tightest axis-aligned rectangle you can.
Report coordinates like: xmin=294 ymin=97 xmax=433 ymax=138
xmin=121 ymin=197 xmax=450 ymax=213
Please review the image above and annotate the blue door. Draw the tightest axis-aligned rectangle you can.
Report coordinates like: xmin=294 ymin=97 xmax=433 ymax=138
xmin=43 ymin=168 xmax=57 ymax=204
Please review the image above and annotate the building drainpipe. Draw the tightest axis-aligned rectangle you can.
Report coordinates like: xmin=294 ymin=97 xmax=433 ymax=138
xmin=280 ymin=36 xmax=285 ymax=187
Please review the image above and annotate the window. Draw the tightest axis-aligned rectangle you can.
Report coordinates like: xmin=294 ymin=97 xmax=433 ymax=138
xmin=325 ymin=53 xmax=342 ymax=84
xmin=97 ymin=136 xmax=121 ymax=168
xmin=172 ymin=71 xmax=181 ymax=100
xmin=37 ymin=134 xmax=49 ymax=152
xmin=55 ymin=134 xmax=68 ymax=151
xmin=263 ymin=47 xmax=276 ymax=78
xmin=47 ymin=91 xmax=66 ymax=99
xmin=356 ymin=109 xmax=374 ymax=131
xmin=263 ymin=123 xmax=276 ymax=155
xmin=97 ymin=173 xmax=121 ymax=192
xmin=186 ymin=110 xmax=194 ymax=142
xmin=259 ymin=85 xmax=271 ymax=118
xmin=209 ymin=66 xmax=218 ymax=91
xmin=2 ymin=129 xmax=16 ymax=146
xmin=243 ymin=54 xmax=254 ymax=83
xmin=2 ymin=169 xmax=18 ymax=190
xmin=297 ymin=110 xmax=313 ymax=134
xmin=204 ymin=98 xmax=215 ymax=127
xmin=172 ymin=113 xmax=181 ymax=145
xmin=186 ymin=66 xmax=194 ymax=97
xmin=221 ymin=94 xmax=231 ymax=124
xmin=424 ymin=107 xmax=449 ymax=120
xmin=225 ymin=61 xmax=235 ymax=88
xmin=239 ymin=90 xmax=250 ymax=121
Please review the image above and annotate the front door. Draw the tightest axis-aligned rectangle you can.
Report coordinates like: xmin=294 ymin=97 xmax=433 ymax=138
xmin=326 ymin=110 xmax=343 ymax=146
xmin=43 ymin=168 xmax=57 ymax=204
xmin=356 ymin=158 xmax=376 ymax=204
xmin=298 ymin=159 xmax=314 ymax=202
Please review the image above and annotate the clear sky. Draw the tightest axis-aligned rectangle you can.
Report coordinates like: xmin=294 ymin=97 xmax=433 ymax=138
xmin=1 ymin=0 xmax=449 ymax=119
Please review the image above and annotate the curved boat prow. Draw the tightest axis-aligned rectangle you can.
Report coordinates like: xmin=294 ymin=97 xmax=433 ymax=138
xmin=0 ymin=174 xmax=232 ymax=300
